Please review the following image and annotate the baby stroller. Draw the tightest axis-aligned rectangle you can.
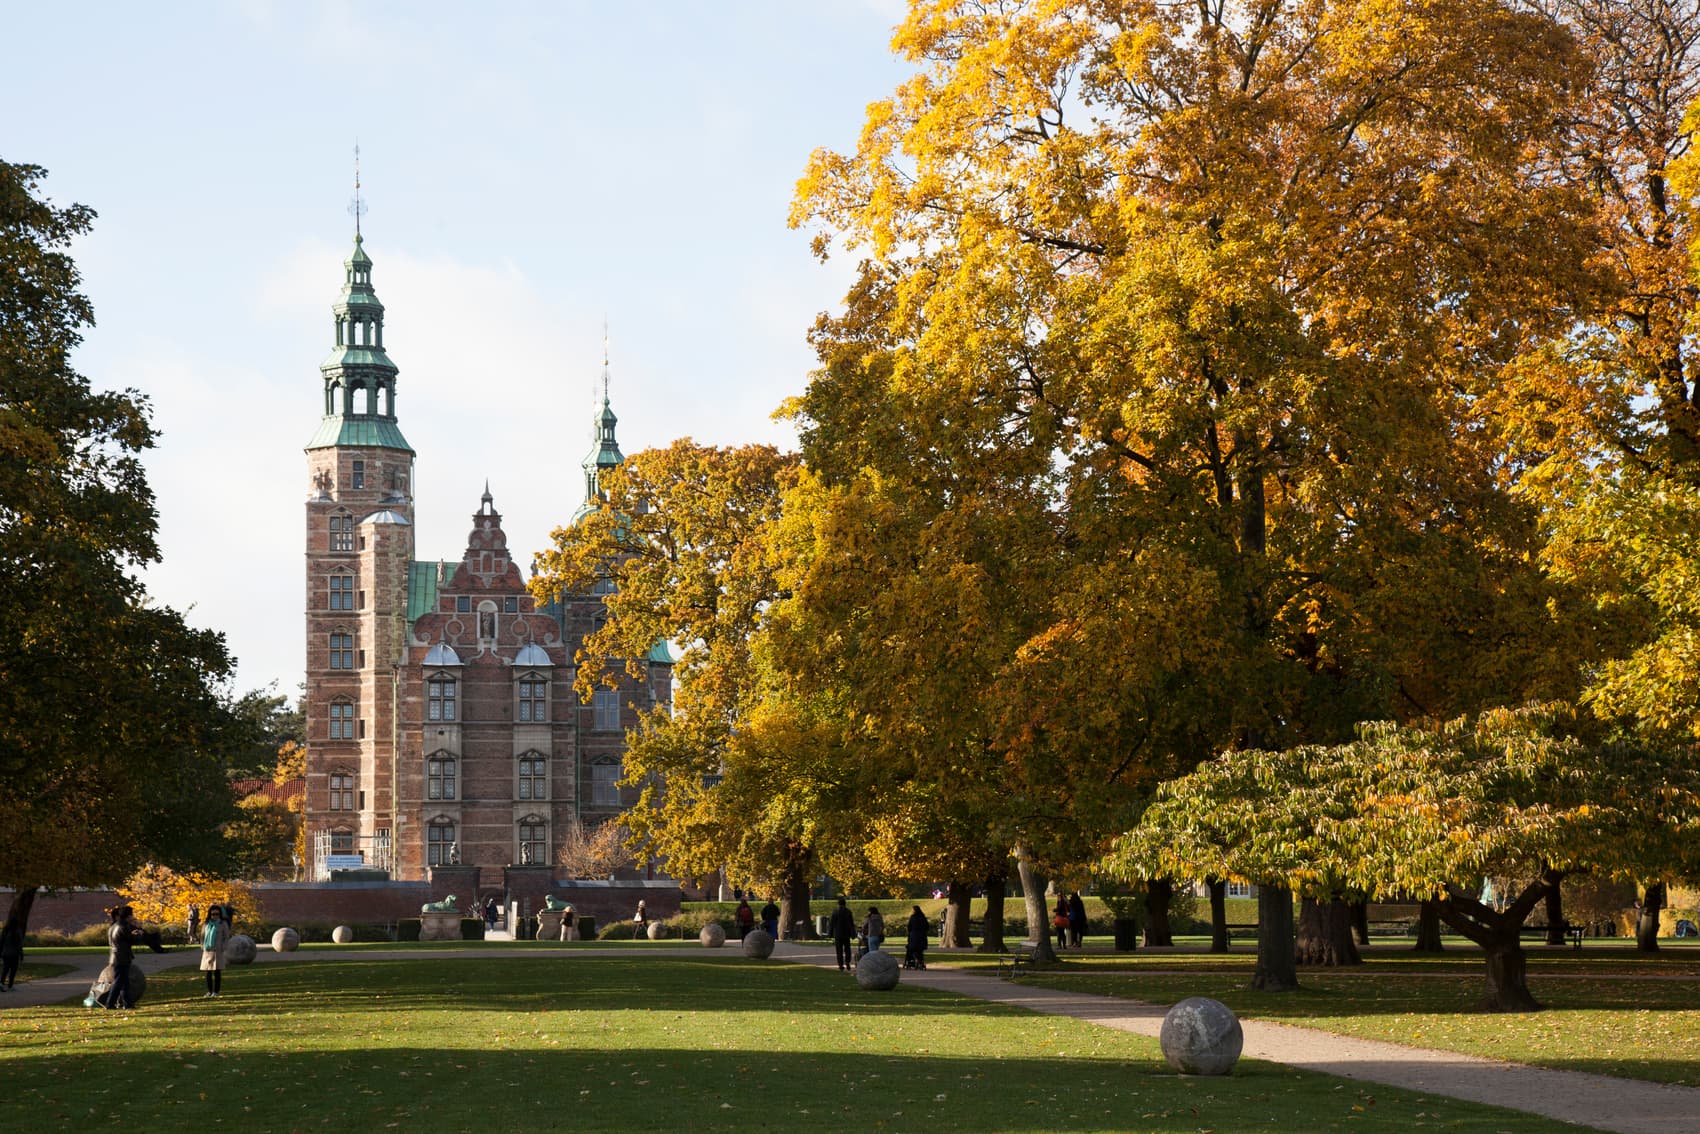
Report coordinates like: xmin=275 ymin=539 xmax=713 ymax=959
xmin=903 ymin=944 xmax=927 ymax=970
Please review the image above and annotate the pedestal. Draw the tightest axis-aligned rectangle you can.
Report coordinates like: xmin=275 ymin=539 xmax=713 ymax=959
xmin=420 ymin=911 xmax=464 ymax=941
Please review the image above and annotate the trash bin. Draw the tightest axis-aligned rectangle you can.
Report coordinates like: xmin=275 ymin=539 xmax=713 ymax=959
xmin=1113 ymin=918 xmax=1139 ymax=952
xmin=816 ymin=914 xmax=831 ymax=937
xmin=577 ymin=915 xmax=596 ymax=940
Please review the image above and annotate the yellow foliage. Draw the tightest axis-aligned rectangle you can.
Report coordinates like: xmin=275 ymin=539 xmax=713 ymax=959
xmin=118 ymin=865 xmax=253 ymax=929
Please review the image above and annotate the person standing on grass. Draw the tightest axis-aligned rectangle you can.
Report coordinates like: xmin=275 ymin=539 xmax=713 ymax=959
xmin=1067 ymin=892 xmax=1087 ymax=948
xmin=734 ymin=900 xmax=755 ymax=939
xmin=760 ymin=898 xmax=780 ymax=938
xmin=905 ymin=905 xmax=929 ymax=969
xmin=0 ymin=916 xmax=22 ymax=991
xmin=828 ymin=898 xmax=857 ymax=970
xmin=1052 ymin=897 xmax=1069 ymax=950
xmin=100 ymin=906 xmax=137 ymax=1009
xmin=863 ymin=906 xmax=885 ymax=953
xmin=200 ymin=903 xmax=229 ymax=998
xmin=186 ymin=903 xmax=200 ymax=947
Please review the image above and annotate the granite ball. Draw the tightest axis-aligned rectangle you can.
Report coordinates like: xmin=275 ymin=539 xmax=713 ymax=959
xmin=646 ymin=921 xmax=667 ymax=940
xmin=223 ymin=934 xmax=257 ymax=965
xmin=1159 ymin=996 xmax=1243 ymax=1075
xmin=855 ymin=948 xmax=901 ymax=991
xmin=742 ymin=928 xmax=775 ymax=959
xmin=331 ymin=925 xmax=354 ymax=944
xmin=271 ymin=927 xmax=300 ymax=952
xmin=700 ymin=923 xmax=726 ymax=948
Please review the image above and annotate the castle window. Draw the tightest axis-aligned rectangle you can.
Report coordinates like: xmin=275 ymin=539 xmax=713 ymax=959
xmin=517 ymin=752 xmax=547 ymax=800
xmin=592 ymin=688 xmax=621 ymax=732
xmin=591 ymin=760 xmax=621 ymax=807
xmin=427 ymin=820 xmax=457 ymax=867
xmin=428 ymin=676 xmax=457 ymax=722
xmin=329 ymin=514 xmax=353 ymax=552
xmin=328 ymin=700 xmax=354 ymax=741
xmin=517 ymin=817 xmax=547 ymax=865
xmin=592 ymin=575 xmax=616 ymax=596
xmin=351 ymin=460 xmax=365 ymax=489
xmin=427 ymin=754 xmax=457 ymax=801
xmin=456 ymin=596 xmax=470 ymax=613
xmin=517 ymin=674 xmax=547 ymax=722
xmin=329 ymin=632 xmax=354 ymax=670
xmin=330 ymin=829 xmax=355 ymax=855
xmin=328 ymin=573 xmax=354 ymax=611
xmin=504 ymin=596 xmax=518 ymax=613
xmin=329 ymin=772 xmax=356 ymax=811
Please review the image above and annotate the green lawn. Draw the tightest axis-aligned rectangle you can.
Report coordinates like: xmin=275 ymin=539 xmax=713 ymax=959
xmin=0 ymin=954 xmax=1583 ymax=1133
xmin=994 ymin=942 xmax=1700 ymax=1084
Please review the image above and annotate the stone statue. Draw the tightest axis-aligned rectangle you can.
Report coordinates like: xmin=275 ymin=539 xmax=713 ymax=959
xmin=312 ymin=469 xmax=331 ymax=497
xmin=421 ymin=894 xmax=459 ymax=914
xmin=448 ymin=842 xmax=461 ymax=865
xmin=543 ymin=895 xmax=569 ymax=911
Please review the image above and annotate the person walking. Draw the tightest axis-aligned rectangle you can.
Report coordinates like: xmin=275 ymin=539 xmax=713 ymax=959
xmin=1067 ymin=892 xmax=1087 ymax=948
xmin=0 ymin=916 xmax=23 ymax=991
xmin=484 ymin=897 xmax=499 ymax=932
xmin=904 ymin=905 xmax=929 ymax=970
xmin=734 ymin=900 xmax=755 ymax=940
xmin=828 ymin=897 xmax=857 ymax=971
xmin=634 ymin=900 xmax=648 ymax=932
xmin=200 ymin=902 xmax=230 ymax=998
xmin=862 ymin=906 xmax=886 ymax=953
xmin=99 ymin=905 xmax=137 ymax=1009
xmin=760 ymin=898 xmax=780 ymax=938
xmin=1052 ymin=897 xmax=1069 ymax=950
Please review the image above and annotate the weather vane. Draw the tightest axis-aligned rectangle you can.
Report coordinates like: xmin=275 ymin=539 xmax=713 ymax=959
xmin=601 ymin=317 xmax=611 ymax=402
xmin=348 ymin=143 xmax=367 ymax=236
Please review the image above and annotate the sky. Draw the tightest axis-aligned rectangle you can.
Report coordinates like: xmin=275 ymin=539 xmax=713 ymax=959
xmin=8 ymin=1 xmax=913 ymax=699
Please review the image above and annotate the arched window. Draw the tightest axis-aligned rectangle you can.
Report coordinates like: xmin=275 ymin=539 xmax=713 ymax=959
xmin=517 ymin=751 xmax=547 ymax=801
xmin=329 ymin=771 xmax=356 ymax=811
xmin=517 ymin=673 xmax=547 ymax=722
xmin=328 ymin=699 xmax=355 ymax=741
xmin=328 ymin=513 xmax=354 ymax=552
xmin=428 ymin=675 xmax=457 ymax=722
xmin=591 ymin=759 xmax=621 ymax=807
xmin=592 ymin=688 xmax=621 ymax=732
xmin=426 ymin=819 xmax=457 ymax=867
xmin=517 ymin=816 xmax=547 ymax=866
xmin=427 ymin=753 xmax=457 ymax=801
xmin=328 ymin=571 xmax=355 ymax=611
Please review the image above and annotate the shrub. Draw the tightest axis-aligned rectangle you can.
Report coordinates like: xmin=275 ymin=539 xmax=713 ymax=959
xmin=397 ymin=919 xmax=421 ymax=942
xmin=667 ymin=908 xmax=731 ymax=935
xmin=460 ymin=918 xmax=485 ymax=940
xmin=598 ymin=920 xmax=640 ymax=940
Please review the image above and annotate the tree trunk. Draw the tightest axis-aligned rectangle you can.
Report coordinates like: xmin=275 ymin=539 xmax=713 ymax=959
xmin=776 ymin=851 xmax=812 ymax=940
xmin=978 ymin=873 xmax=1008 ymax=953
xmin=1481 ymin=942 xmax=1542 ymax=1012
xmin=941 ymin=880 xmax=973 ymax=947
xmin=1014 ymin=843 xmax=1057 ymax=963
xmin=1543 ymin=869 xmax=1568 ymax=946
xmin=1251 ymin=884 xmax=1299 ymax=991
xmin=3 ymin=886 xmax=38 ymax=940
xmin=1414 ymin=900 xmax=1444 ymax=952
xmin=1295 ymin=896 xmax=1362 ymax=966
xmin=1208 ymin=878 xmax=1229 ymax=954
xmin=1638 ymin=880 xmax=1665 ymax=953
xmin=1143 ymin=878 xmax=1174 ymax=947
xmin=1350 ymin=898 xmax=1370 ymax=947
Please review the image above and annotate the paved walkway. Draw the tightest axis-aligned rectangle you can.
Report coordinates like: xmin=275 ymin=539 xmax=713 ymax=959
xmin=8 ymin=942 xmax=1698 ymax=1133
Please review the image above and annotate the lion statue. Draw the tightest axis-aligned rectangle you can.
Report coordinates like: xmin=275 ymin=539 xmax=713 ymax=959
xmin=421 ymin=894 xmax=459 ymax=914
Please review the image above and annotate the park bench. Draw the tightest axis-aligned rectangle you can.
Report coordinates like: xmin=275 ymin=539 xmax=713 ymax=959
xmin=998 ymin=940 xmax=1041 ymax=978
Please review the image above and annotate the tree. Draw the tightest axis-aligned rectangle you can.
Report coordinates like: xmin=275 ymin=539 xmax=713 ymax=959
xmin=0 ymin=161 xmax=247 ymax=936
xmin=555 ymin=819 xmax=637 ymax=879
xmin=792 ymin=0 xmax=1594 ymax=980
xmin=530 ymin=441 xmax=819 ymax=933
xmin=1113 ymin=707 xmax=1700 ymax=1011
xmin=120 ymin=866 xmax=253 ymax=934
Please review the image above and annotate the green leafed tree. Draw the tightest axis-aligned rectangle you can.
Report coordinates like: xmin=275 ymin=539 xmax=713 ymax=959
xmin=0 ymin=160 xmax=247 ymax=934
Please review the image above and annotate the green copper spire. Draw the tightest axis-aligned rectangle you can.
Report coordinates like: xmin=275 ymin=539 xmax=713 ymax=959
xmin=306 ymin=229 xmax=412 ymax=452
xmin=573 ymin=340 xmax=624 ymax=520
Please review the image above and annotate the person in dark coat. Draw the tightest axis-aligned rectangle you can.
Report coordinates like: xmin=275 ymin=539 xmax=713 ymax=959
xmin=0 ymin=916 xmax=22 ymax=991
xmin=1067 ymin=892 xmax=1087 ymax=948
xmin=760 ymin=898 xmax=780 ymax=938
xmin=904 ymin=905 xmax=929 ymax=969
xmin=734 ymin=900 xmax=755 ymax=939
xmin=99 ymin=906 xmax=137 ymax=1009
xmin=828 ymin=897 xmax=857 ymax=970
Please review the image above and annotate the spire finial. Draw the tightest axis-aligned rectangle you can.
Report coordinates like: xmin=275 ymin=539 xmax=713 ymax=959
xmin=349 ymin=142 xmax=367 ymax=238
xmin=601 ymin=317 xmax=610 ymax=403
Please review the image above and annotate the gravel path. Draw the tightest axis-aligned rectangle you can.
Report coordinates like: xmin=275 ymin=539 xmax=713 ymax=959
xmin=9 ymin=941 xmax=1698 ymax=1133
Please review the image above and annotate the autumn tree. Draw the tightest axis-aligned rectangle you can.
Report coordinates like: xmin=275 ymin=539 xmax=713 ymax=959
xmin=530 ymin=442 xmax=822 ymax=934
xmin=792 ymin=0 xmax=1594 ymax=979
xmin=1114 ymin=707 xmax=1700 ymax=1011
xmin=0 ymin=161 xmax=247 ymax=936
xmin=555 ymin=819 xmax=637 ymax=880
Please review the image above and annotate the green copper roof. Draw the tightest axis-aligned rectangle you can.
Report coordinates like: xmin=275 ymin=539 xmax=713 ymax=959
xmin=322 ymin=347 xmax=397 ymax=370
xmin=305 ymin=415 xmax=414 ymax=452
xmin=347 ymin=232 xmax=372 ymax=266
xmin=407 ymin=560 xmax=447 ymax=624
xmin=647 ymin=640 xmax=676 ymax=665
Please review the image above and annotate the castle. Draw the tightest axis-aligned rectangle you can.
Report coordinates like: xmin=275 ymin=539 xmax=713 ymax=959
xmin=299 ymin=230 xmax=670 ymax=882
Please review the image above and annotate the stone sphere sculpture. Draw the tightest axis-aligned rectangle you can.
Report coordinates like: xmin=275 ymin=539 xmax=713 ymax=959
xmin=271 ymin=927 xmax=300 ymax=952
xmin=1159 ymin=996 xmax=1243 ymax=1076
xmin=742 ymin=928 xmax=775 ymax=959
xmin=331 ymin=925 xmax=354 ymax=944
xmin=856 ymin=948 xmax=901 ymax=991
xmin=646 ymin=921 xmax=667 ymax=940
xmin=223 ymin=933 xmax=258 ymax=965
xmin=699 ymin=923 xmax=726 ymax=948
xmin=87 ymin=964 xmax=147 ymax=1007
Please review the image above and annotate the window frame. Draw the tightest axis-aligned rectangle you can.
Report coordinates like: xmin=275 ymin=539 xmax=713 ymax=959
xmin=426 ymin=752 xmax=457 ymax=801
xmin=427 ymin=674 xmax=457 ymax=722
xmin=329 ymin=770 xmax=356 ymax=811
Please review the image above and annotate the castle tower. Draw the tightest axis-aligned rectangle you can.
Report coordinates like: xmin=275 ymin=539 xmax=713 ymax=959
xmin=303 ymin=230 xmax=416 ymax=876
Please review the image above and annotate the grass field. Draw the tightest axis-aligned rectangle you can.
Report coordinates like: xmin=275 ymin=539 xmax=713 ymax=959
xmin=0 ymin=952 xmax=1586 ymax=1133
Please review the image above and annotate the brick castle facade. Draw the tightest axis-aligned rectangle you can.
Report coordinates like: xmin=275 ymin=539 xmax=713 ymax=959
xmin=300 ymin=231 xmax=669 ymax=882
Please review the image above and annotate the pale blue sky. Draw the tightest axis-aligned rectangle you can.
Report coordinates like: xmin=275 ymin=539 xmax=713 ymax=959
xmin=8 ymin=1 xmax=910 ymax=697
